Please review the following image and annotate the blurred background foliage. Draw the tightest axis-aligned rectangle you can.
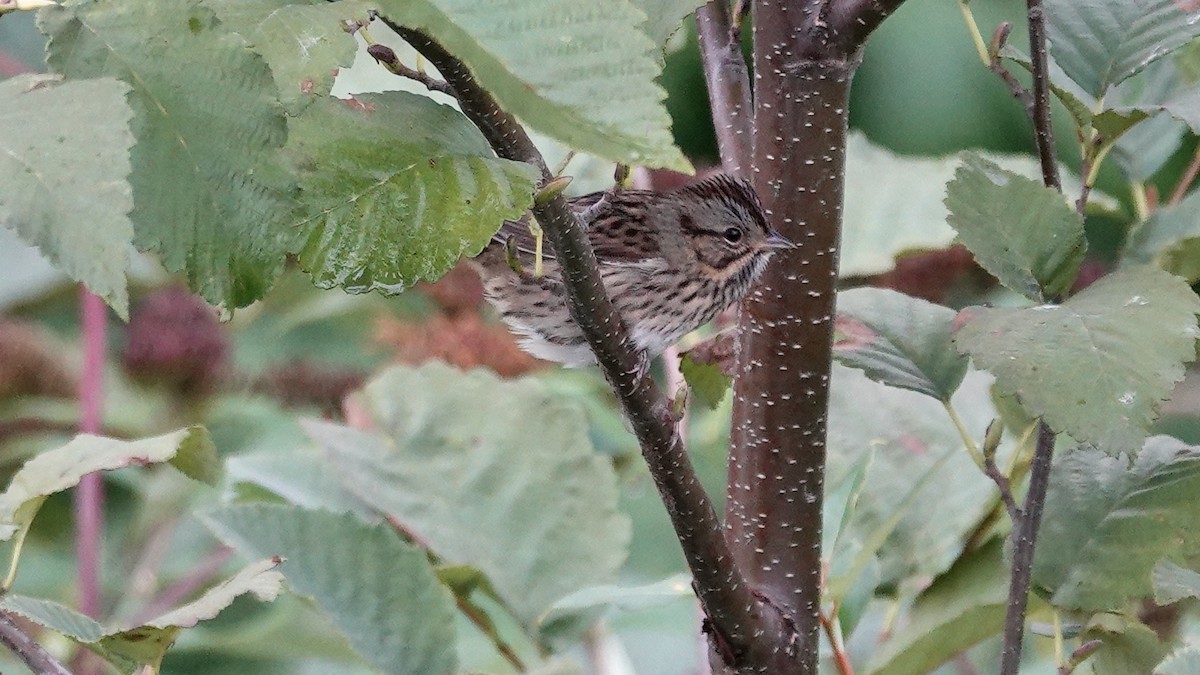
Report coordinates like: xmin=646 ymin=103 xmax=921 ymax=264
xmin=2 ymin=0 xmax=1200 ymax=673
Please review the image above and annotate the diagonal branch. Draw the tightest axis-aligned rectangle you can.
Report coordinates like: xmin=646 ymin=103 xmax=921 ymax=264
xmin=999 ymin=0 xmax=1061 ymax=671
xmin=0 ymin=611 xmax=72 ymax=675
xmin=376 ymin=17 xmax=784 ymax=663
xmin=828 ymin=0 xmax=911 ymax=49
xmin=697 ymin=0 xmax=753 ymax=175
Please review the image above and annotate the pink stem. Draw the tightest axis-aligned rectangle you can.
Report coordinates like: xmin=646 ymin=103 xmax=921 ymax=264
xmin=76 ymin=289 xmax=107 ymax=620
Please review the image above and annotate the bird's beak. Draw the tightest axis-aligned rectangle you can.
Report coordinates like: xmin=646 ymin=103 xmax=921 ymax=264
xmin=763 ymin=230 xmax=796 ymax=250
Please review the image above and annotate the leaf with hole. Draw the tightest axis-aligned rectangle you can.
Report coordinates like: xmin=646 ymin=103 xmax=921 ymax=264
xmin=833 ymin=287 xmax=967 ymax=401
xmin=954 ymin=267 xmax=1200 ymax=452
xmin=944 ymin=154 xmax=1085 ymax=301
xmin=0 ymin=75 xmax=134 ymax=318
xmin=284 ymin=92 xmax=538 ymax=294
xmin=207 ymin=0 xmax=368 ymax=113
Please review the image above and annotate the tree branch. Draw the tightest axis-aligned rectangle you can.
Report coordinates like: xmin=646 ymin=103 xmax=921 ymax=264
xmin=377 ymin=17 xmax=781 ymax=664
xmin=1000 ymin=421 xmax=1055 ymax=674
xmin=828 ymin=0 xmax=911 ymax=50
xmin=0 ymin=611 xmax=72 ymax=675
xmin=1024 ymin=0 xmax=1060 ymax=191
xmin=696 ymin=0 xmax=754 ymax=175
xmin=998 ymin=1 xmax=1062 ymax=670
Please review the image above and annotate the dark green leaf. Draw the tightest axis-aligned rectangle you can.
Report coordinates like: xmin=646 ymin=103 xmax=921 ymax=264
xmin=303 ymin=363 xmax=630 ymax=634
xmin=1124 ymin=190 xmax=1200 ymax=283
xmin=678 ymin=351 xmax=730 ymax=410
xmin=284 ymin=92 xmax=538 ymax=294
xmin=954 ymin=267 xmax=1200 ymax=452
xmin=833 ymin=288 xmax=967 ymax=401
xmin=201 ymin=505 xmax=458 ymax=675
xmin=41 ymin=0 xmax=294 ymax=308
xmin=1045 ymin=0 xmax=1200 ymax=98
xmin=1033 ymin=438 xmax=1200 ymax=611
xmin=0 ymin=75 xmax=134 ymax=318
xmin=945 ymin=154 xmax=1086 ymax=301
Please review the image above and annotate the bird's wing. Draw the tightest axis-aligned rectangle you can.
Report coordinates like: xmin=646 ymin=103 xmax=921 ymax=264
xmin=490 ymin=191 xmax=661 ymax=263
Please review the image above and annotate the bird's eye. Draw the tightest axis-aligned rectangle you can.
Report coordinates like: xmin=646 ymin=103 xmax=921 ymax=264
xmin=722 ymin=227 xmax=743 ymax=244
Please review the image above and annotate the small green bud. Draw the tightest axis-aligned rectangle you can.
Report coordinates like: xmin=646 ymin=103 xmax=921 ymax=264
xmin=534 ymin=175 xmax=573 ymax=206
xmin=982 ymin=419 xmax=1003 ymax=461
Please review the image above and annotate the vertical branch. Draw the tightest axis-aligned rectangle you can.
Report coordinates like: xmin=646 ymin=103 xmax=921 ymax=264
xmin=696 ymin=0 xmax=754 ymax=175
xmin=1024 ymin=0 xmax=1060 ymax=192
xmin=999 ymin=0 xmax=1061 ymax=670
xmin=722 ymin=1 xmax=861 ymax=670
xmin=76 ymin=289 xmax=106 ymax=617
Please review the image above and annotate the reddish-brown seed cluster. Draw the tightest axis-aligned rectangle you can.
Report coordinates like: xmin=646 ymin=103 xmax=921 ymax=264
xmin=0 ymin=319 xmax=76 ymax=400
xmin=121 ymin=286 xmax=229 ymax=395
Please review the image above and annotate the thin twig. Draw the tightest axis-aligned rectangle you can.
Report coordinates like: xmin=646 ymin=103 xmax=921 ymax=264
xmin=1169 ymin=143 xmax=1200 ymax=206
xmin=378 ymin=17 xmax=779 ymax=666
xmin=1024 ymin=0 xmax=1061 ymax=191
xmin=364 ymin=42 xmax=454 ymax=95
xmin=987 ymin=23 xmax=1035 ymax=126
xmin=982 ymin=457 xmax=1021 ymax=523
xmin=995 ymin=0 xmax=1063 ymax=669
xmin=0 ymin=611 xmax=72 ymax=675
xmin=818 ymin=609 xmax=854 ymax=675
xmin=455 ymin=595 xmax=526 ymax=672
xmin=1000 ymin=421 xmax=1055 ymax=674
xmin=696 ymin=0 xmax=753 ymax=176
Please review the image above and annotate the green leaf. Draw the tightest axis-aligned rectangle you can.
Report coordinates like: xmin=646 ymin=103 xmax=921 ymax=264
xmin=1032 ymin=438 xmax=1200 ymax=611
xmin=633 ymin=0 xmax=706 ymax=52
xmin=0 ymin=426 xmax=218 ymax=542
xmin=954 ymin=267 xmax=1200 ymax=453
xmin=827 ymin=367 xmax=1002 ymax=588
xmin=225 ymin=448 xmax=376 ymax=520
xmin=303 ymin=363 xmax=631 ymax=634
xmin=1157 ymin=646 xmax=1200 ymax=675
xmin=1124 ymin=189 xmax=1200 ymax=283
xmin=841 ymin=133 xmax=1110 ymax=278
xmin=540 ymin=574 xmax=692 ymax=629
xmin=373 ymin=0 xmax=689 ymax=171
xmin=945 ymin=154 xmax=1086 ymax=301
xmin=1045 ymin=0 xmax=1200 ymax=98
xmin=201 ymin=504 xmax=458 ymax=675
xmin=207 ymin=0 xmax=367 ymax=114
xmin=1112 ymin=111 xmax=1187 ymax=182
xmin=1083 ymin=615 xmax=1168 ymax=674
xmin=3 ymin=558 xmax=284 ymax=674
xmin=865 ymin=539 xmax=1010 ymax=675
xmin=41 ymin=0 xmax=294 ymax=308
xmin=678 ymin=351 xmax=730 ymax=409
xmin=833 ymin=288 xmax=967 ymax=401
xmin=284 ymin=92 xmax=538 ymax=294
xmin=0 ymin=75 xmax=134 ymax=319
xmin=1152 ymin=559 xmax=1200 ymax=605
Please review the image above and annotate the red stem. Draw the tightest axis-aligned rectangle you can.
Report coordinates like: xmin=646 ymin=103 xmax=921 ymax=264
xmin=76 ymin=289 xmax=107 ymax=620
